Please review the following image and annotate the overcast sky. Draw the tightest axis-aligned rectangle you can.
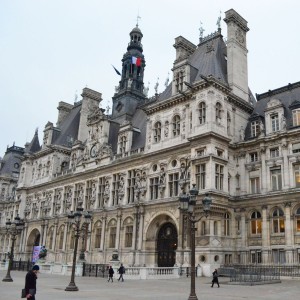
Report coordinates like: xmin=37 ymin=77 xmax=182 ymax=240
xmin=1 ymin=0 xmax=300 ymax=156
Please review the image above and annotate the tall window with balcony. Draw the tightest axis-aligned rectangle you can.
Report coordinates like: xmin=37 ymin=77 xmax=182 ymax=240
xmin=153 ymin=122 xmax=161 ymax=142
xmin=150 ymin=177 xmax=159 ymax=200
xmin=168 ymin=173 xmax=179 ymax=197
xmin=216 ymin=102 xmax=222 ymax=124
xmin=199 ymin=102 xmax=206 ymax=124
xmin=215 ymin=164 xmax=224 ymax=190
xmin=251 ymin=120 xmax=260 ymax=137
xmin=196 ymin=164 xmax=206 ymax=190
xmin=98 ymin=177 xmax=106 ymax=208
xmin=270 ymin=168 xmax=282 ymax=191
xmin=251 ymin=211 xmax=262 ymax=234
xmin=112 ymin=174 xmax=121 ymax=206
xmin=292 ymin=109 xmax=300 ymax=126
xmin=109 ymin=226 xmax=117 ymax=248
xmin=172 ymin=115 xmax=181 ymax=137
xmin=271 ymin=113 xmax=279 ymax=132
xmin=125 ymin=225 xmax=133 ymax=247
xmin=272 ymin=208 xmax=285 ymax=233
xmin=294 ymin=164 xmax=300 ymax=188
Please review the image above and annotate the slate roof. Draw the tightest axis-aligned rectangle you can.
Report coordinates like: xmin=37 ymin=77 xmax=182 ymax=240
xmin=244 ymin=82 xmax=300 ymax=140
xmin=25 ymin=129 xmax=41 ymax=154
xmin=0 ymin=145 xmax=24 ymax=177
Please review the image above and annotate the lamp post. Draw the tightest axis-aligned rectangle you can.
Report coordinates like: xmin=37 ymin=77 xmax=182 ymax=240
xmin=65 ymin=207 xmax=92 ymax=291
xmin=2 ymin=214 xmax=25 ymax=282
xmin=179 ymin=184 xmax=212 ymax=300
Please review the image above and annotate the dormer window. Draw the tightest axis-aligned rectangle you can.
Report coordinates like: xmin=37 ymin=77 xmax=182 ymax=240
xmin=199 ymin=102 xmax=206 ymax=124
xmin=271 ymin=113 xmax=279 ymax=132
xmin=175 ymin=71 xmax=184 ymax=92
xmin=293 ymin=109 xmax=300 ymax=126
xmin=251 ymin=120 xmax=260 ymax=137
xmin=119 ymin=136 xmax=127 ymax=154
xmin=215 ymin=102 xmax=222 ymax=124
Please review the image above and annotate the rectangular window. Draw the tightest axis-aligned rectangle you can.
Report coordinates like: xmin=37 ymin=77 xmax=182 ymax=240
xmin=196 ymin=164 xmax=206 ymax=190
xmin=216 ymin=149 xmax=223 ymax=157
xmin=272 ymin=249 xmax=286 ymax=264
xmin=294 ymin=164 xmax=300 ymax=188
xmin=125 ymin=226 xmax=133 ymax=247
xmin=271 ymin=168 xmax=282 ymax=191
xmin=215 ymin=164 xmax=224 ymax=190
xmin=292 ymin=143 xmax=300 ymax=153
xmin=270 ymin=148 xmax=279 ymax=158
xmin=150 ymin=177 xmax=159 ymax=200
xmin=98 ymin=177 xmax=105 ymax=208
xmin=293 ymin=110 xmax=300 ymax=126
xmin=250 ymin=152 xmax=258 ymax=162
xmin=109 ymin=227 xmax=116 ymax=248
xmin=168 ymin=173 xmax=179 ymax=197
xmin=251 ymin=121 xmax=260 ymax=137
xmin=127 ymin=170 xmax=136 ymax=204
xmin=112 ymin=174 xmax=120 ymax=206
xmin=251 ymin=251 xmax=262 ymax=264
xmin=271 ymin=114 xmax=279 ymax=132
xmin=250 ymin=177 xmax=260 ymax=194
xmin=196 ymin=148 xmax=205 ymax=157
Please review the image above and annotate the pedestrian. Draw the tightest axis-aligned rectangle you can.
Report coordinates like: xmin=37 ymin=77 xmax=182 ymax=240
xmin=211 ymin=268 xmax=220 ymax=288
xmin=117 ymin=263 xmax=125 ymax=282
xmin=107 ymin=266 xmax=114 ymax=282
xmin=25 ymin=265 xmax=40 ymax=299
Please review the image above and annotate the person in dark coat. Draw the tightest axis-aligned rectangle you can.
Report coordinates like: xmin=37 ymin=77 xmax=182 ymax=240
xmin=117 ymin=264 xmax=125 ymax=282
xmin=211 ymin=268 xmax=220 ymax=288
xmin=25 ymin=265 xmax=39 ymax=299
xmin=107 ymin=266 xmax=114 ymax=282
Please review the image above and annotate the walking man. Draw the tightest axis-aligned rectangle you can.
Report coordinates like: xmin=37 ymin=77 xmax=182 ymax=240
xmin=25 ymin=265 xmax=40 ymax=299
xmin=211 ymin=268 xmax=220 ymax=288
xmin=117 ymin=264 xmax=125 ymax=282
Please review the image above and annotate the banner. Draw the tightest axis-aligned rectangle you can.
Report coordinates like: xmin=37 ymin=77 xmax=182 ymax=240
xmin=32 ymin=246 xmax=41 ymax=263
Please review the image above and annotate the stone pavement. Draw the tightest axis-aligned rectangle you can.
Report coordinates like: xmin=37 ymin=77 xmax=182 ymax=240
xmin=1 ymin=270 xmax=300 ymax=300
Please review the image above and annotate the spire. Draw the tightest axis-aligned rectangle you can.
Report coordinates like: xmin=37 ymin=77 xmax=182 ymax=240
xmin=25 ymin=128 xmax=41 ymax=154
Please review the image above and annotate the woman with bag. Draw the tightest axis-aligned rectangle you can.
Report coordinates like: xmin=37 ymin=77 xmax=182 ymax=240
xmin=211 ymin=268 xmax=220 ymax=288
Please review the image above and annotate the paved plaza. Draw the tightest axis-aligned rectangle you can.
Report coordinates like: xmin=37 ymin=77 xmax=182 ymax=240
xmin=1 ymin=270 xmax=300 ymax=300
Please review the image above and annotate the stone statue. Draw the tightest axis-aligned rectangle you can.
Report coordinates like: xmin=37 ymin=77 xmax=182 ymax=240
xmin=240 ymin=126 xmax=245 ymax=141
xmin=216 ymin=11 xmax=222 ymax=29
xmin=281 ymin=115 xmax=287 ymax=130
xmin=199 ymin=21 xmax=205 ymax=39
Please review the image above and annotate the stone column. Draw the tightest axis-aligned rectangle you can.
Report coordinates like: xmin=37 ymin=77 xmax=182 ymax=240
xmin=100 ymin=215 xmax=107 ymax=251
xmin=261 ymin=205 xmax=270 ymax=264
xmin=115 ymin=210 xmax=122 ymax=249
xmin=282 ymin=142 xmax=289 ymax=189
xmin=138 ymin=207 xmax=145 ymax=250
xmin=284 ymin=202 xmax=293 ymax=264
xmin=260 ymin=147 xmax=267 ymax=193
xmin=52 ymin=221 xmax=58 ymax=251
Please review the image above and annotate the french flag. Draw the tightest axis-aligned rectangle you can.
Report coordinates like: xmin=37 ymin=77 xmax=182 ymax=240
xmin=132 ymin=56 xmax=141 ymax=67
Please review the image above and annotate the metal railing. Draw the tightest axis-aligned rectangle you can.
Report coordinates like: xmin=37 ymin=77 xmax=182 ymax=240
xmin=82 ymin=263 xmax=108 ymax=278
xmin=11 ymin=259 xmax=33 ymax=271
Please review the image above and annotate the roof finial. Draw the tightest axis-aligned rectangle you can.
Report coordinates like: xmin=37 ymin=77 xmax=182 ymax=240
xmin=74 ymin=90 xmax=78 ymax=102
xmin=154 ymin=77 xmax=159 ymax=94
xmin=199 ymin=21 xmax=205 ymax=41
xmin=216 ymin=11 xmax=222 ymax=31
xmin=136 ymin=12 xmax=141 ymax=27
xmin=165 ymin=72 xmax=170 ymax=88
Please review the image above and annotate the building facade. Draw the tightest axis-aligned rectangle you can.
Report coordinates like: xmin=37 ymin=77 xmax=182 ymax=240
xmin=1 ymin=9 xmax=300 ymax=276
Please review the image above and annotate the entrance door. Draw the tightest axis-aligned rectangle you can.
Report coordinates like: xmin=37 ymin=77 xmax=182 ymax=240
xmin=157 ymin=223 xmax=178 ymax=267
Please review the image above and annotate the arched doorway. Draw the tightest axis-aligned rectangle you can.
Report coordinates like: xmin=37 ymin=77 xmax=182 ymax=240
xmin=157 ymin=223 xmax=178 ymax=267
xmin=25 ymin=229 xmax=41 ymax=255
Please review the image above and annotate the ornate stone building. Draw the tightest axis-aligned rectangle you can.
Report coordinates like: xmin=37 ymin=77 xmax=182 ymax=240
xmin=1 ymin=9 xmax=300 ymax=276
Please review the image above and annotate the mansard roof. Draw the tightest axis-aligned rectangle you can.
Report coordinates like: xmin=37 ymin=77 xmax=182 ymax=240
xmin=244 ymin=81 xmax=300 ymax=140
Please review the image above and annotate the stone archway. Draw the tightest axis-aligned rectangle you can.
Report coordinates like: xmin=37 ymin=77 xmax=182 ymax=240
xmin=26 ymin=228 xmax=41 ymax=255
xmin=157 ymin=222 xmax=178 ymax=267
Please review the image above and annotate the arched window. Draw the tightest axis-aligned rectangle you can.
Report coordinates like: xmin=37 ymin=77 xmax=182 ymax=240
xmin=153 ymin=122 xmax=162 ymax=142
xmin=172 ymin=115 xmax=181 ymax=137
xmin=48 ymin=227 xmax=54 ymax=250
xmin=272 ymin=208 xmax=285 ymax=233
xmin=125 ymin=225 xmax=133 ymax=247
xmin=251 ymin=211 xmax=262 ymax=234
xmin=109 ymin=226 xmax=117 ymax=248
xmin=224 ymin=213 xmax=230 ymax=236
xmin=216 ymin=102 xmax=222 ymax=124
xmin=58 ymin=227 xmax=65 ymax=250
xmin=199 ymin=102 xmax=206 ymax=124
xmin=296 ymin=207 xmax=300 ymax=232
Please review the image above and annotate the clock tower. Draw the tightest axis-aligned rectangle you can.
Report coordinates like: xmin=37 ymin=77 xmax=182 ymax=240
xmin=111 ymin=24 xmax=146 ymax=122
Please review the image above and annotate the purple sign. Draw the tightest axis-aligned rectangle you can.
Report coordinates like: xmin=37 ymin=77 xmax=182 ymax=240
xmin=32 ymin=246 xmax=41 ymax=263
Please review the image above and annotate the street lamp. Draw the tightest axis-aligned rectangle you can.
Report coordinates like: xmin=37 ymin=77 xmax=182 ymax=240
xmin=2 ymin=214 xmax=25 ymax=282
xmin=179 ymin=184 xmax=212 ymax=300
xmin=65 ymin=207 xmax=92 ymax=291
